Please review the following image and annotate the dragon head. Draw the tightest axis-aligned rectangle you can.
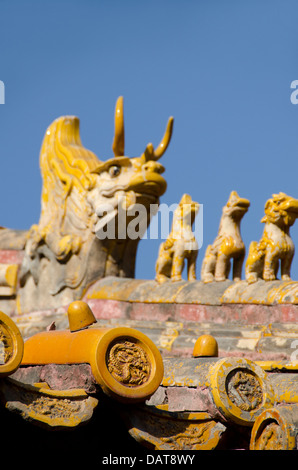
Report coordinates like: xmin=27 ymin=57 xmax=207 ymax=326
xmin=86 ymin=97 xmax=173 ymax=237
xmin=171 ymin=194 xmax=200 ymax=231
xmin=262 ymin=192 xmax=298 ymax=227
xmin=223 ymin=191 xmax=250 ymax=220
xmin=38 ymin=96 xmax=173 ymax=243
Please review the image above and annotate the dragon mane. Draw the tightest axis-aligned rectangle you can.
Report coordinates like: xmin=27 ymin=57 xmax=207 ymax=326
xmin=38 ymin=116 xmax=100 ymax=236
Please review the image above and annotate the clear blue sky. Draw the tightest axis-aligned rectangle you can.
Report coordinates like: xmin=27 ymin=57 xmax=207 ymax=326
xmin=1 ymin=0 xmax=298 ymax=281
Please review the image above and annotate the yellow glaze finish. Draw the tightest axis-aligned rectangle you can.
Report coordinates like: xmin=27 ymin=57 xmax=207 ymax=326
xmin=127 ymin=407 xmax=226 ymax=451
xmin=0 ymin=310 xmax=24 ymax=377
xmin=256 ymin=360 xmax=298 ymax=371
xmin=220 ymin=278 xmax=298 ymax=304
xmin=201 ymin=191 xmax=250 ymax=283
xmin=0 ymin=378 xmax=98 ymax=429
xmin=15 ymin=97 xmax=174 ymax=313
xmin=21 ymin=326 xmax=164 ymax=402
xmin=250 ymin=404 xmax=298 ymax=450
xmin=193 ymin=334 xmax=218 ymax=357
xmin=155 ymin=194 xmax=199 ymax=283
xmin=0 ymin=264 xmax=18 ymax=296
xmin=246 ymin=192 xmax=298 ymax=283
xmin=67 ymin=300 xmax=96 ymax=332
xmin=208 ymin=357 xmax=274 ymax=426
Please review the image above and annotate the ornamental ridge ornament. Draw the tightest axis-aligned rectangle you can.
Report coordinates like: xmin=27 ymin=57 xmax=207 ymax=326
xmin=0 ymin=97 xmax=174 ymax=313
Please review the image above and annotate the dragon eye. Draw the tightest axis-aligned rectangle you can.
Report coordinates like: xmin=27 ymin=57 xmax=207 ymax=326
xmin=108 ymin=165 xmax=121 ymax=177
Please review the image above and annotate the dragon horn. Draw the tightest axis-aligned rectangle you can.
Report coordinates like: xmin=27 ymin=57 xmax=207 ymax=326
xmin=144 ymin=116 xmax=174 ymax=161
xmin=112 ymin=96 xmax=125 ymax=156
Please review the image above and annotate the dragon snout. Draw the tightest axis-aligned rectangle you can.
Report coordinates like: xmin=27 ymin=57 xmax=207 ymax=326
xmin=285 ymin=197 xmax=298 ymax=213
xmin=237 ymin=198 xmax=250 ymax=210
xmin=142 ymin=161 xmax=165 ymax=174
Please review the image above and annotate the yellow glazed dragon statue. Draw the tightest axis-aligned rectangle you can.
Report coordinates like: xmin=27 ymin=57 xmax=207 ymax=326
xmin=0 ymin=97 xmax=174 ymax=312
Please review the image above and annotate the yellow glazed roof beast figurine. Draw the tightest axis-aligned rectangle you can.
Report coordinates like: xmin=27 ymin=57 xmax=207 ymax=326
xmin=155 ymin=194 xmax=199 ymax=284
xmin=246 ymin=192 xmax=298 ymax=284
xmin=0 ymin=97 xmax=174 ymax=313
xmin=201 ymin=191 xmax=250 ymax=283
